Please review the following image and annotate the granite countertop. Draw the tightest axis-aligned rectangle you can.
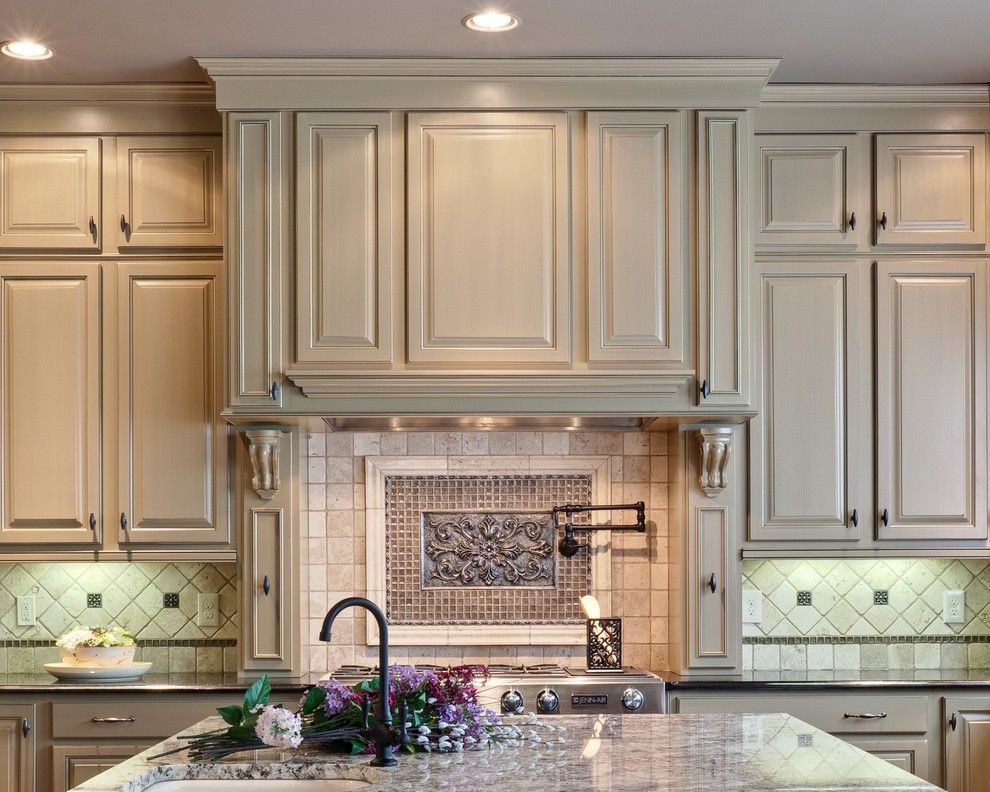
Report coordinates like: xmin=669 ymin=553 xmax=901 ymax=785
xmin=0 ymin=672 xmax=311 ymax=693
xmin=665 ymin=668 xmax=990 ymax=689
xmin=71 ymin=713 xmax=939 ymax=792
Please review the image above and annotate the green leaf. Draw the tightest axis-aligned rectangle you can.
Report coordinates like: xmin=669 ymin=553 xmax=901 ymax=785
xmin=347 ymin=738 xmax=367 ymax=755
xmin=243 ymin=675 xmax=271 ymax=713
xmin=227 ymin=724 xmax=255 ymax=743
xmin=217 ymin=706 xmax=244 ymax=727
xmin=301 ymin=686 xmax=327 ymax=715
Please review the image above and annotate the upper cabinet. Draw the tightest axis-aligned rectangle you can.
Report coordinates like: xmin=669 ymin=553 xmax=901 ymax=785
xmin=875 ymin=133 xmax=986 ymax=247
xmin=586 ymin=111 xmax=686 ymax=367
xmin=754 ymin=132 xmax=987 ymax=251
xmin=0 ymin=135 xmax=221 ymax=254
xmin=0 ymin=138 xmax=101 ymax=250
xmin=115 ymin=136 xmax=223 ymax=250
xmin=407 ymin=112 xmax=571 ymax=367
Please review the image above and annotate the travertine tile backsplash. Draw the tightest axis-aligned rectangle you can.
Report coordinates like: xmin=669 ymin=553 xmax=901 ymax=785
xmin=742 ymin=559 xmax=990 ymax=670
xmin=0 ymin=562 xmax=237 ymax=674
xmin=299 ymin=430 xmax=670 ymax=674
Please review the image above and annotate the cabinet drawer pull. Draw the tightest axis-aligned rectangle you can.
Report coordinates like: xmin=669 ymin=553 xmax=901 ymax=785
xmin=949 ymin=712 xmax=957 ymax=731
xmin=843 ymin=712 xmax=887 ymax=719
xmin=879 ymin=211 xmax=888 ymax=230
xmin=847 ymin=212 xmax=856 ymax=231
xmin=880 ymin=508 xmax=889 ymax=527
xmin=91 ymin=716 xmax=136 ymax=724
xmin=263 ymin=575 xmax=271 ymax=596
xmin=21 ymin=718 xmax=30 ymax=737
xmin=699 ymin=379 xmax=710 ymax=400
xmin=850 ymin=508 xmax=859 ymax=528
xmin=708 ymin=572 xmax=718 ymax=594
xmin=88 ymin=216 xmax=98 ymax=242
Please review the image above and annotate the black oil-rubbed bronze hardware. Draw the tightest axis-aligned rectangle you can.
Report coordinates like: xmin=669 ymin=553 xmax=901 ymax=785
xmin=120 ymin=512 xmax=128 ymax=531
xmin=879 ymin=211 xmax=888 ymax=230
xmin=848 ymin=212 xmax=856 ymax=231
xmin=120 ymin=214 xmax=131 ymax=240
xmin=91 ymin=716 xmax=136 ymax=724
xmin=708 ymin=573 xmax=718 ymax=594
xmin=843 ymin=712 xmax=887 ymax=720
xmin=552 ymin=501 xmax=646 ymax=558
xmin=88 ymin=216 xmax=97 ymax=242
xmin=89 ymin=512 xmax=97 ymax=531
xmin=880 ymin=508 xmax=889 ymax=527
xmin=851 ymin=508 xmax=859 ymax=527
xmin=263 ymin=575 xmax=271 ymax=596
xmin=21 ymin=718 xmax=30 ymax=737
xmin=699 ymin=379 xmax=711 ymax=399
xmin=949 ymin=712 xmax=958 ymax=731
xmin=270 ymin=381 xmax=280 ymax=401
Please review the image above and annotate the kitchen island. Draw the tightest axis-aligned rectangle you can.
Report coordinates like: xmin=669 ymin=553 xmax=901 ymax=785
xmin=71 ymin=713 xmax=940 ymax=792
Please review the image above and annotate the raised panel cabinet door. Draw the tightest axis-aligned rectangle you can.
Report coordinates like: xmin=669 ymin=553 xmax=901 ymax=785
xmin=0 ymin=264 xmax=101 ymax=545
xmin=827 ymin=737 xmax=930 ymax=782
xmin=115 ymin=136 xmax=222 ymax=250
xmin=876 ymin=260 xmax=987 ymax=541
xmin=295 ymin=112 xmax=398 ymax=365
xmin=0 ymin=704 xmax=34 ymax=792
xmin=754 ymin=133 xmax=868 ymax=249
xmin=407 ymin=112 xmax=571 ymax=366
xmin=587 ymin=111 xmax=685 ymax=366
xmin=51 ymin=744 xmax=149 ymax=792
xmin=116 ymin=262 xmax=229 ymax=545
xmin=944 ymin=696 xmax=990 ymax=792
xmin=697 ymin=111 xmax=752 ymax=406
xmin=227 ymin=114 xmax=284 ymax=408
xmin=750 ymin=261 xmax=870 ymax=542
xmin=0 ymin=137 xmax=100 ymax=250
xmin=875 ymin=133 xmax=987 ymax=247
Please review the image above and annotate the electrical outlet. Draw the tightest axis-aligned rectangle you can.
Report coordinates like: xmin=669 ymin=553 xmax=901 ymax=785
xmin=198 ymin=593 xmax=219 ymax=627
xmin=742 ymin=590 xmax=763 ymax=624
xmin=944 ymin=590 xmax=966 ymax=624
xmin=15 ymin=596 xmax=36 ymax=626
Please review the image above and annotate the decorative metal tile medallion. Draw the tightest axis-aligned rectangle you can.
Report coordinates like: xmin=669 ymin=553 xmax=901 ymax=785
xmin=796 ymin=590 xmax=812 ymax=606
xmin=421 ymin=511 xmax=555 ymax=588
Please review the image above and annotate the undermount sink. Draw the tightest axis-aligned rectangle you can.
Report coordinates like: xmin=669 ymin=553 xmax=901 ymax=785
xmin=145 ymin=781 xmax=370 ymax=792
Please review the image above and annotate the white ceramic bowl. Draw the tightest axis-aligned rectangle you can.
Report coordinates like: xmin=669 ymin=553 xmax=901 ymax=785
xmin=57 ymin=645 xmax=137 ymax=668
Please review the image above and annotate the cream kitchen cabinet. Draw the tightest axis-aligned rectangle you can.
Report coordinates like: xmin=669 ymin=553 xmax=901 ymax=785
xmin=749 ymin=260 xmax=872 ymax=543
xmin=875 ymin=133 xmax=986 ymax=247
xmin=0 ymin=138 xmax=101 ymax=251
xmin=114 ymin=136 xmax=222 ymax=251
xmin=50 ymin=745 xmax=148 ymax=792
xmin=406 ymin=112 xmax=571 ymax=367
xmin=944 ymin=695 xmax=990 ymax=792
xmin=754 ymin=133 xmax=868 ymax=250
xmin=586 ymin=111 xmax=687 ymax=367
xmin=0 ymin=704 xmax=34 ymax=792
xmin=0 ymin=264 xmax=102 ymax=546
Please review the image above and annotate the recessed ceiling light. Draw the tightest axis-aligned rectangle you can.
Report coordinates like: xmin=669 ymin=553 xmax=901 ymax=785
xmin=462 ymin=11 xmax=520 ymax=32
xmin=1 ymin=41 xmax=54 ymax=60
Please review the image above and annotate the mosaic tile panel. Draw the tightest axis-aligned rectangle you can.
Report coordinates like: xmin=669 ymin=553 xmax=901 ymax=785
xmin=385 ymin=474 xmax=593 ymax=625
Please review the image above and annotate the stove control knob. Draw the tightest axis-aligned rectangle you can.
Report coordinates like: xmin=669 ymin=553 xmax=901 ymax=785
xmin=536 ymin=688 xmax=559 ymax=714
xmin=500 ymin=689 xmax=524 ymax=715
xmin=621 ymin=687 xmax=645 ymax=712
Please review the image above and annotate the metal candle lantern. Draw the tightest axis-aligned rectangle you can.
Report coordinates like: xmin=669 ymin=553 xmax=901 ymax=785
xmin=580 ymin=595 xmax=622 ymax=672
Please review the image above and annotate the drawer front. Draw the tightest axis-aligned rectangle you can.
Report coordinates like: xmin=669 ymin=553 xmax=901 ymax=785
xmin=51 ymin=698 xmax=223 ymax=739
xmin=673 ymin=693 xmax=929 ymax=734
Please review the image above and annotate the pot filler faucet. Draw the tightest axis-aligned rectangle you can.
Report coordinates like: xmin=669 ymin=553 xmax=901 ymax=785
xmin=319 ymin=596 xmax=406 ymax=767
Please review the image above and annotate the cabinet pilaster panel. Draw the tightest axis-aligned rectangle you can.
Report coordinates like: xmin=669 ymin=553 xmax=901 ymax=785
xmin=407 ymin=112 xmax=571 ymax=365
xmin=876 ymin=260 xmax=987 ymax=541
xmin=116 ymin=262 xmax=228 ymax=545
xmin=227 ymin=113 xmax=283 ymax=407
xmin=0 ymin=704 xmax=33 ymax=792
xmin=697 ymin=111 xmax=751 ymax=406
xmin=295 ymin=112 xmax=396 ymax=364
xmin=0 ymin=138 xmax=101 ymax=250
xmin=0 ymin=264 xmax=100 ymax=545
xmin=587 ymin=111 xmax=685 ymax=365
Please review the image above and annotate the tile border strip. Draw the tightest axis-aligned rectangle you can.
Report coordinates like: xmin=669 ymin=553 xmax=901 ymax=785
xmin=744 ymin=635 xmax=990 ymax=645
xmin=0 ymin=638 xmax=236 ymax=648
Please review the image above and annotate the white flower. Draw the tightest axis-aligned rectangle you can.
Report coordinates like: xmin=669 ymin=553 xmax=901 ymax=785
xmin=254 ymin=705 xmax=303 ymax=749
xmin=417 ymin=725 xmax=431 ymax=735
xmin=415 ymin=735 xmax=429 ymax=745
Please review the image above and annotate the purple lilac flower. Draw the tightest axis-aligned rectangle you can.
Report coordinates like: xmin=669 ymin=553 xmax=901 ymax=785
xmin=316 ymin=678 xmax=359 ymax=717
xmin=388 ymin=664 xmax=433 ymax=697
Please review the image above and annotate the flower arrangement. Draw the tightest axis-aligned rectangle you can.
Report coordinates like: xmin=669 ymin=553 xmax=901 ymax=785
xmin=55 ymin=626 xmax=138 ymax=668
xmin=55 ymin=626 xmax=136 ymax=650
xmin=153 ymin=665 xmax=564 ymax=762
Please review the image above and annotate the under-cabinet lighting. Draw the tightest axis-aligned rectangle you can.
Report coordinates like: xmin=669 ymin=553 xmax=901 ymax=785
xmin=461 ymin=11 xmax=520 ymax=32
xmin=1 ymin=41 xmax=54 ymax=60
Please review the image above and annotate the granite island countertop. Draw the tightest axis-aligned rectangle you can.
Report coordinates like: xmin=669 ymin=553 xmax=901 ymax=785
xmin=71 ymin=713 xmax=941 ymax=792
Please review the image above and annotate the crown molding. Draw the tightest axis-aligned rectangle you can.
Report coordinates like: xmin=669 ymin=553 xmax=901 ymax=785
xmin=0 ymin=83 xmax=215 ymax=105
xmin=762 ymin=83 xmax=990 ymax=105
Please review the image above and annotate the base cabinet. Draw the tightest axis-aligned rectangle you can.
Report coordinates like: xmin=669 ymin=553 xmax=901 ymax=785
xmin=842 ymin=736 xmax=930 ymax=779
xmin=0 ymin=704 xmax=34 ymax=792
xmin=50 ymin=745 xmax=149 ymax=792
xmin=944 ymin=696 xmax=990 ymax=792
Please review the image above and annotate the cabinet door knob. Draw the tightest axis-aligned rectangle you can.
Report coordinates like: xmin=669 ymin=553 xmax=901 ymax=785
xmin=880 ymin=508 xmax=889 ymax=527
xmin=262 ymin=575 xmax=271 ymax=596
xmin=21 ymin=718 xmax=30 ymax=738
xmin=850 ymin=508 xmax=859 ymax=527
xmin=120 ymin=512 xmax=128 ymax=531
xmin=270 ymin=381 xmax=280 ymax=402
xmin=89 ymin=512 xmax=97 ymax=532
xmin=708 ymin=572 xmax=718 ymax=594
xmin=120 ymin=214 xmax=131 ymax=241
xmin=848 ymin=212 xmax=856 ymax=231
xmin=879 ymin=211 xmax=888 ymax=230
xmin=949 ymin=712 xmax=958 ymax=731
xmin=88 ymin=216 xmax=98 ymax=242
xmin=699 ymin=379 xmax=711 ymax=400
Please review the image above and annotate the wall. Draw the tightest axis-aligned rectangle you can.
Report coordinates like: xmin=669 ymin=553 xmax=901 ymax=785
xmin=299 ymin=430 xmax=670 ymax=674
xmin=743 ymin=558 xmax=990 ymax=671
xmin=0 ymin=562 xmax=237 ymax=673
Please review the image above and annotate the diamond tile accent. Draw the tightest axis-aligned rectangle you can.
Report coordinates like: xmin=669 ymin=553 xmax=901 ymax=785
xmin=874 ymin=590 xmax=889 ymax=605
xmin=86 ymin=593 xmax=102 ymax=608
xmin=796 ymin=591 xmax=812 ymax=606
xmin=163 ymin=593 xmax=180 ymax=608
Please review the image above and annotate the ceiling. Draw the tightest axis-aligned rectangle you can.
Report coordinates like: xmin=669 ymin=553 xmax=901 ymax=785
xmin=0 ymin=0 xmax=988 ymax=86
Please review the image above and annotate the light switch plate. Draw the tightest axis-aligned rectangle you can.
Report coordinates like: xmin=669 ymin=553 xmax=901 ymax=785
xmin=198 ymin=593 xmax=219 ymax=627
xmin=742 ymin=590 xmax=763 ymax=624
xmin=15 ymin=595 xmax=36 ymax=626
xmin=944 ymin=590 xmax=966 ymax=624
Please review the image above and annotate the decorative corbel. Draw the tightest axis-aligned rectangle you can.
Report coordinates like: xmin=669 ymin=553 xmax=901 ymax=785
xmin=242 ymin=428 xmax=284 ymax=500
xmin=697 ymin=427 xmax=733 ymax=498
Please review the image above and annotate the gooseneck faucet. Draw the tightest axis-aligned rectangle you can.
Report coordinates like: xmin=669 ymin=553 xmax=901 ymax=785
xmin=319 ymin=596 xmax=400 ymax=767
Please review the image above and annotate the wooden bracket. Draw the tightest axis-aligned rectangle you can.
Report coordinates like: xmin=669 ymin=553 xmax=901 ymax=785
xmin=242 ymin=428 xmax=284 ymax=500
xmin=697 ymin=427 xmax=733 ymax=498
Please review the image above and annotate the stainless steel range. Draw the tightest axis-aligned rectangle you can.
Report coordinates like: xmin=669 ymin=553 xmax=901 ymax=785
xmin=329 ymin=663 xmax=666 ymax=716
